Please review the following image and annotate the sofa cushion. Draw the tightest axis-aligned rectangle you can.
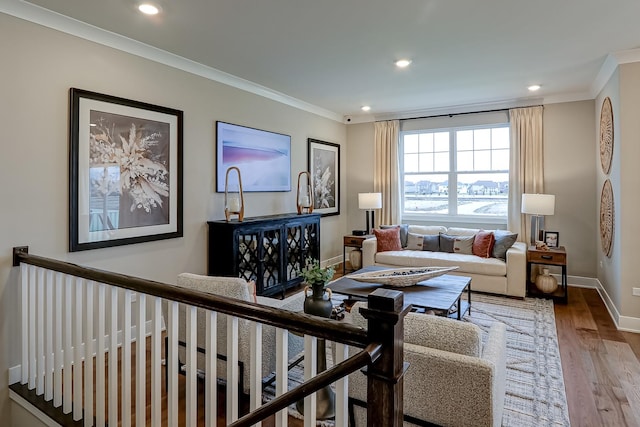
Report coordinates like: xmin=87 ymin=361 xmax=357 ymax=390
xmin=381 ymin=224 xmax=409 ymax=247
xmin=492 ymin=230 xmax=518 ymax=260
xmin=408 ymin=225 xmax=447 ymax=236
xmin=439 ymin=233 xmax=456 ymax=253
xmin=375 ymin=250 xmax=508 ymax=276
xmin=445 ymin=227 xmax=480 ymax=237
xmin=406 ymin=232 xmax=425 ymax=250
xmin=373 ymin=227 xmax=403 ymax=252
xmin=453 ymin=235 xmax=475 ymax=255
xmin=472 ymin=230 xmax=495 ymax=258
xmin=422 ymin=234 xmax=440 ymax=252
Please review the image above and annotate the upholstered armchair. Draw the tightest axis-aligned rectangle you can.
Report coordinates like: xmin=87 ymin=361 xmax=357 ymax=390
xmin=165 ymin=273 xmax=306 ymax=394
xmin=347 ymin=302 xmax=507 ymax=427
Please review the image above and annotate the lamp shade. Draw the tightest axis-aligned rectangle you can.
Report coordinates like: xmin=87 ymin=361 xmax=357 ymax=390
xmin=358 ymin=192 xmax=382 ymax=210
xmin=521 ymin=193 xmax=555 ymax=215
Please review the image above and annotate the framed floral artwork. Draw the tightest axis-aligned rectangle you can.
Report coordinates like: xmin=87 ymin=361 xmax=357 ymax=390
xmin=69 ymin=88 xmax=183 ymax=251
xmin=308 ymin=138 xmax=340 ymax=216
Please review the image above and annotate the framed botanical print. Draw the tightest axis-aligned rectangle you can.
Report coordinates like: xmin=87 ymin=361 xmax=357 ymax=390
xmin=69 ymin=88 xmax=183 ymax=251
xmin=308 ymin=138 xmax=340 ymax=216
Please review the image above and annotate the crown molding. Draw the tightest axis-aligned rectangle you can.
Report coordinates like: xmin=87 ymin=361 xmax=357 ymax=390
xmin=0 ymin=1 xmax=344 ymax=122
xmin=591 ymin=48 xmax=640 ymax=99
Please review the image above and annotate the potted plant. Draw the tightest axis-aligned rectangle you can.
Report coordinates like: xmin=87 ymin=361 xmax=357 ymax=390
xmin=298 ymin=257 xmax=335 ymax=318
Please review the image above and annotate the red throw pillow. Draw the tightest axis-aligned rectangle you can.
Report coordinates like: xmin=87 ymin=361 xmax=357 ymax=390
xmin=472 ymin=230 xmax=495 ymax=258
xmin=247 ymin=280 xmax=258 ymax=303
xmin=373 ymin=227 xmax=403 ymax=252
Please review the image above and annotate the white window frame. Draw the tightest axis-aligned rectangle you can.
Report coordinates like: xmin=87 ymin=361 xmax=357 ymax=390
xmin=400 ymin=122 xmax=510 ymax=225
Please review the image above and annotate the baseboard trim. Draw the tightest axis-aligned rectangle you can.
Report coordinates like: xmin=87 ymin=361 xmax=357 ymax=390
xmin=593 ymin=279 xmax=640 ymax=333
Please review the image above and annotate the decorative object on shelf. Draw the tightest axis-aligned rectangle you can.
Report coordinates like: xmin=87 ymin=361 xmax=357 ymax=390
xmin=308 ymin=138 xmax=340 ymax=216
xmin=349 ymin=266 xmax=459 ymax=288
xmin=68 ymin=88 xmax=184 ymax=252
xmin=296 ymin=171 xmax=314 ymax=214
xmin=358 ymin=192 xmax=382 ymax=234
xmin=296 ymin=257 xmax=336 ymax=419
xmin=544 ymin=231 xmax=559 ymax=248
xmin=535 ymin=268 xmax=558 ymax=293
xmin=535 ymin=240 xmax=550 ymax=251
xmin=600 ymin=179 xmax=614 ymax=257
xmin=224 ymin=166 xmax=244 ymax=222
xmin=521 ymin=193 xmax=555 ymax=245
xmin=599 ymin=96 xmax=614 ymax=175
xmin=349 ymin=248 xmax=362 ymax=270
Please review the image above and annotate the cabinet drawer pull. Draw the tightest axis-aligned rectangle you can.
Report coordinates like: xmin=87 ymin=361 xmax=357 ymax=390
xmin=541 ymin=255 xmax=553 ymax=260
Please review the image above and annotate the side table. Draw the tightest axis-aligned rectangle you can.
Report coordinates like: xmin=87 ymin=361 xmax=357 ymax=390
xmin=526 ymin=245 xmax=568 ymax=303
xmin=342 ymin=235 xmax=370 ymax=274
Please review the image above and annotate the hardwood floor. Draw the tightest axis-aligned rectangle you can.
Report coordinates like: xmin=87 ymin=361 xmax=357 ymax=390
xmin=555 ymin=287 xmax=640 ymax=427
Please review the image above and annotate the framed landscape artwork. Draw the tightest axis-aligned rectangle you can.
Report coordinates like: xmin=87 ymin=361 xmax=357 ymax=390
xmin=308 ymin=138 xmax=340 ymax=216
xmin=69 ymin=88 xmax=183 ymax=251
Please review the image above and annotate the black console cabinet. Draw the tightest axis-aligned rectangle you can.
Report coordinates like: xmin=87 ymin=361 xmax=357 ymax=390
xmin=207 ymin=213 xmax=321 ymax=297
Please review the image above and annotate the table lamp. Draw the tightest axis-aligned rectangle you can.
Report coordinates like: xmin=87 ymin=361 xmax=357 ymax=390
xmin=521 ymin=193 xmax=555 ymax=245
xmin=358 ymin=192 xmax=382 ymax=235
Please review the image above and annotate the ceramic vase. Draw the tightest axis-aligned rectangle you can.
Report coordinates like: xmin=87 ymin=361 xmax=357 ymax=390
xmin=349 ymin=248 xmax=363 ymax=270
xmin=296 ymin=283 xmax=335 ymax=420
xmin=535 ymin=268 xmax=558 ymax=293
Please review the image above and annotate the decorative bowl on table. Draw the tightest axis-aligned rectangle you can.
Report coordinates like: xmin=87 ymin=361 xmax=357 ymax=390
xmin=348 ymin=266 xmax=459 ymax=288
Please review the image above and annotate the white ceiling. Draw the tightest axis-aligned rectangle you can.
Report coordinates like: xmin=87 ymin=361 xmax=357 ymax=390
xmin=6 ymin=0 xmax=640 ymax=122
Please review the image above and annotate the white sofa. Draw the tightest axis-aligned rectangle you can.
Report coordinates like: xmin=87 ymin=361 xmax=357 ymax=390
xmin=362 ymin=226 xmax=527 ymax=297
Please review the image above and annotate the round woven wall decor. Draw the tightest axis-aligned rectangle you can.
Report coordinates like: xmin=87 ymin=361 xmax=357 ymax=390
xmin=599 ymin=96 xmax=614 ymax=174
xmin=600 ymin=179 xmax=614 ymax=257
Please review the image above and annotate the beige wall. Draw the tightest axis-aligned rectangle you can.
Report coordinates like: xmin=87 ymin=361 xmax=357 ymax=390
xmin=345 ymin=123 xmax=376 ymax=233
xmin=0 ymin=13 xmax=346 ymax=421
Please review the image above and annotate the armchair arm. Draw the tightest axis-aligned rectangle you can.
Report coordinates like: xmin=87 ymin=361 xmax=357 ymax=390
xmin=505 ymin=241 xmax=527 ymax=297
xmin=362 ymin=237 xmax=377 ymax=267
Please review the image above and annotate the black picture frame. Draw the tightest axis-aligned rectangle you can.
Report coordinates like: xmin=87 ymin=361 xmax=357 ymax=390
xmin=69 ymin=88 xmax=183 ymax=251
xmin=308 ymin=138 xmax=340 ymax=217
xmin=544 ymin=231 xmax=559 ymax=248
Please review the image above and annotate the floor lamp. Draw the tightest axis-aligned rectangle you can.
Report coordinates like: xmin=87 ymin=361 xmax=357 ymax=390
xmin=358 ymin=192 xmax=382 ymax=234
xmin=521 ymin=193 xmax=555 ymax=245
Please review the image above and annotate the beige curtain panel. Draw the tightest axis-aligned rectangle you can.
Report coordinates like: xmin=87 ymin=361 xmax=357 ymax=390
xmin=374 ymin=120 xmax=400 ymax=226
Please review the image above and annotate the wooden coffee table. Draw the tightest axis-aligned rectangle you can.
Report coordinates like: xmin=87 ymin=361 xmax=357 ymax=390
xmin=328 ymin=266 xmax=471 ymax=320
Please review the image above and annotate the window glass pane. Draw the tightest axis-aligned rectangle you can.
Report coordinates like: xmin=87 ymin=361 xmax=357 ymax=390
xmin=403 ymin=174 xmax=449 ymax=215
xmin=404 ymin=153 xmax=419 ymax=173
xmin=474 ymin=151 xmax=491 ymax=169
xmin=492 ymin=127 xmax=509 ymax=149
xmin=434 ymin=152 xmax=449 ymax=172
xmin=457 ymin=130 xmax=473 ymax=151
xmin=404 ymin=134 xmax=419 ymax=152
xmin=492 ymin=149 xmax=509 ymax=170
xmin=457 ymin=151 xmax=473 ymax=171
xmin=419 ymin=153 xmax=433 ymax=172
xmin=419 ymin=133 xmax=433 ymax=152
xmin=457 ymin=173 xmax=508 ymax=216
xmin=474 ymin=129 xmax=491 ymax=150
xmin=434 ymin=132 xmax=449 ymax=152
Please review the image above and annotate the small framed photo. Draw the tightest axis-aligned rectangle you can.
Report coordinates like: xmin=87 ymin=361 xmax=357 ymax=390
xmin=544 ymin=231 xmax=559 ymax=248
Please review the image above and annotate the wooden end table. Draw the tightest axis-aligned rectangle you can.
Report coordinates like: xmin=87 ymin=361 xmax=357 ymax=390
xmin=342 ymin=235 xmax=371 ymax=274
xmin=526 ymin=245 xmax=568 ymax=303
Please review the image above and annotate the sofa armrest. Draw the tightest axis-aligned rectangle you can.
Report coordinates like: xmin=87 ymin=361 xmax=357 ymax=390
xmin=362 ymin=237 xmax=377 ymax=267
xmin=505 ymin=241 xmax=527 ymax=298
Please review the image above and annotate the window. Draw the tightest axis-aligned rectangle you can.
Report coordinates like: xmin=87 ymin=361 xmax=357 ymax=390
xmin=401 ymin=124 xmax=510 ymax=222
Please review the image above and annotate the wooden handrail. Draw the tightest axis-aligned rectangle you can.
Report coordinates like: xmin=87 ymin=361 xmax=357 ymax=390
xmin=12 ymin=248 xmax=369 ymax=347
xmin=230 ymin=343 xmax=382 ymax=427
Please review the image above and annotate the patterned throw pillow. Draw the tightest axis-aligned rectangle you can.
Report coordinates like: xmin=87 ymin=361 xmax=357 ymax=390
xmin=422 ymin=234 xmax=440 ymax=252
xmin=492 ymin=230 xmax=518 ymax=259
xmin=406 ymin=232 xmax=425 ymax=250
xmin=373 ymin=227 xmax=403 ymax=252
xmin=381 ymin=224 xmax=409 ymax=247
xmin=472 ymin=230 xmax=495 ymax=258
xmin=246 ymin=280 xmax=258 ymax=303
xmin=453 ymin=235 xmax=475 ymax=255
xmin=439 ymin=233 xmax=456 ymax=253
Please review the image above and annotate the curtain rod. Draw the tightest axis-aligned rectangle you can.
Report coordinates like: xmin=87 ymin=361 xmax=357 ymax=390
xmin=375 ymin=104 xmax=543 ymax=123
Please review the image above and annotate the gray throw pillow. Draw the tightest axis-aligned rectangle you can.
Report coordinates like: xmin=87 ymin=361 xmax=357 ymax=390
xmin=492 ymin=230 xmax=518 ymax=259
xmin=381 ymin=224 xmax=409 ymax=248
xmin=439 ymin=233 xmax=456 ymax=253
xmin=422 ymin=234 xmax=440 ymax=252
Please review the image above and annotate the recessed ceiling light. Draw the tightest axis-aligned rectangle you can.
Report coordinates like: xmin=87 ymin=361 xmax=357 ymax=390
xmin=395 ymin=59 xmax=412 ymax=68
xmin=361 ymin=106 xmax=371 ymax=112
xmin=138 ymin=3 xmax=160 ymax=15
xmin=528 ymin=84 xmax=541 ymax=92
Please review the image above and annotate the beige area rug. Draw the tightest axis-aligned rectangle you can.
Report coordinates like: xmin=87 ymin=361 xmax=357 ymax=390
xmin=264 ymin=294 xmax=571 ymax=427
